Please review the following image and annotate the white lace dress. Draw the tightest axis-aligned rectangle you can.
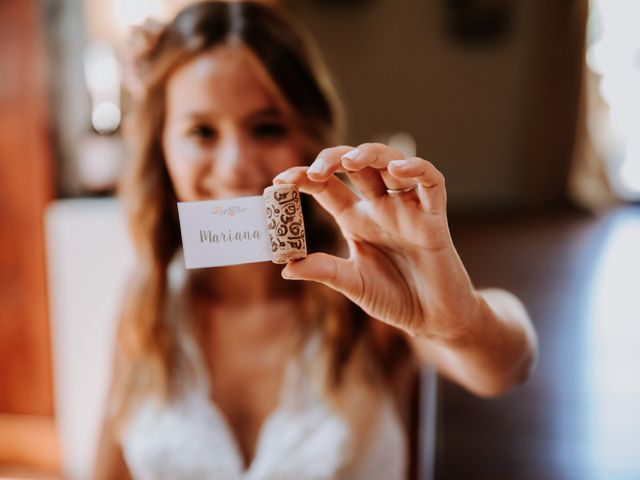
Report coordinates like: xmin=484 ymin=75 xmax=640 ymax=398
xmin=121 ymin=334 xmax=407 ymax=480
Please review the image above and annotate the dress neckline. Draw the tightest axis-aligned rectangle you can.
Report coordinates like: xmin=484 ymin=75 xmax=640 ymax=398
xmin=185 ymin=327 xmax=323 ymax=474
xmin=195 ymin=387 xmax=286 ymax=473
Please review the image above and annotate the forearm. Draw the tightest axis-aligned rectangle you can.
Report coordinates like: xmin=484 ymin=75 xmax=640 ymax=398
xmin=412 ymin=288 xmax=538 ymax=397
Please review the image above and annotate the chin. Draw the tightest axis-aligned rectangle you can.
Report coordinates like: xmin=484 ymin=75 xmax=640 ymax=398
xmin=214 ymin=186 xmax=271 ymax=199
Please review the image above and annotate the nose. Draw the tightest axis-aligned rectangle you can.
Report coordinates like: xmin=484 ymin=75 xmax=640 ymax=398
xmin=211 ymin=134 xmax=262 ymax=194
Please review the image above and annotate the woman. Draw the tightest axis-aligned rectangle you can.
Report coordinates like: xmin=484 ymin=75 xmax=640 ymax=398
xmin=94 ymin=1 xmax=538 ymax=479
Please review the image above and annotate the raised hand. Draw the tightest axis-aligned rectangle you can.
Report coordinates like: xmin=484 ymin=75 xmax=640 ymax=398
xmin=273 ymin=143 xmax=481 ymax=340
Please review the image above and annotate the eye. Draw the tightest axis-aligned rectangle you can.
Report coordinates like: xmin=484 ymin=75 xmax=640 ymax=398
xmin=252 ymin=122 xmax=287 ymax=139
xmin=188 ymin=125 xmax=216 ymax=140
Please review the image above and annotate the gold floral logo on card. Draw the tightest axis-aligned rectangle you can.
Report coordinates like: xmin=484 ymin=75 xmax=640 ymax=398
xmin=211 ymin=205 xmax=247 ymax=217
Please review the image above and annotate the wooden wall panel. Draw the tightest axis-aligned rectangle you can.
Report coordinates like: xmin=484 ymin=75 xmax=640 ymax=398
xmin=518 ymin=0 xmax=588 ymax=209
xmin=0 ymin=0 xmax=55 ymax=416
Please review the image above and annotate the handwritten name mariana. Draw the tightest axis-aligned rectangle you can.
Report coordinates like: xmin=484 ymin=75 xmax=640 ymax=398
xmin=200 ymin=229 xmax=262 ymax=244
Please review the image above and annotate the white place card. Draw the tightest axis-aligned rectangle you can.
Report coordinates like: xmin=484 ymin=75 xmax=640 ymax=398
xmin=177 ymin=196 xmax=273 ymax=269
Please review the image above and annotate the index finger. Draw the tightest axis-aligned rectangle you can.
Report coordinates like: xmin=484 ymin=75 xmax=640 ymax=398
xmin=306 ymin=145 xmax=354 ymax=181
xmin=340 ymin=143 xmax=406 ymax=171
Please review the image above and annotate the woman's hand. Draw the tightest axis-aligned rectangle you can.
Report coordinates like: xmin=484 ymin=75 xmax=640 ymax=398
xmin=273 ymin=143 xmax=481 ymax=341
xmin=274 ymin=142 xmax=538 ymax=396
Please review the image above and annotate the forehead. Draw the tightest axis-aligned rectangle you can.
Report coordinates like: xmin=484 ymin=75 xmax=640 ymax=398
xmin=165 ymin=46 xmax=282 ymax=119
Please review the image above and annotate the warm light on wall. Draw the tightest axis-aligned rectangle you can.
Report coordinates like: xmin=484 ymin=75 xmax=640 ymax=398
xmin=619 ymin=146 xmax=640 ymax=193
xmin=112 ymin=0 xmax=166 ymax=32
xmin=587 ymin=0 xmax=640 ymax=199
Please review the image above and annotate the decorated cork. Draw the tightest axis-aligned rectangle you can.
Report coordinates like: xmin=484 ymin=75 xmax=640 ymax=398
xmin=263 ymin=183 xmax=307 ymax=263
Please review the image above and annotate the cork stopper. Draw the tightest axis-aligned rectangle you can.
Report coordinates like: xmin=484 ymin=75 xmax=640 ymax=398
xmin=263 ymin=184 xmax=307 ymax=263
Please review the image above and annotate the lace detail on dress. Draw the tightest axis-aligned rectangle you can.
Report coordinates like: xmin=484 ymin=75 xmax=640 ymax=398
xmin=122 ymin=342 xmax=406 ymax=479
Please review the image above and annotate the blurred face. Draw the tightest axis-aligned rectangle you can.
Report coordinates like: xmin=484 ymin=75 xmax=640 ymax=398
xmin=162 ymin=46 xmax=305 ymax=201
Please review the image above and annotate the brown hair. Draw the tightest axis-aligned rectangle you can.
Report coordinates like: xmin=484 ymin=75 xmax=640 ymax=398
xmin=113 ymin=1 xmax=403 ymax=424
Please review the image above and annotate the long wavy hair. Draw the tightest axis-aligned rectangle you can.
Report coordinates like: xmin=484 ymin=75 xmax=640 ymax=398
xmin=112 ymin=0 xmax=408 ymax=426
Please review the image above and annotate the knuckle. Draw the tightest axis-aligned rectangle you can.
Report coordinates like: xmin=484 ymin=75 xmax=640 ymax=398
xmin=424 ymin=160 xmax=445 ymax=181
xmin=319 ymin=145 xmax=354 ymax=163
xmin=358 ymin=142 xmax=378 ymax=152
xmin=317 ymin=147 xmax=333 ymax=158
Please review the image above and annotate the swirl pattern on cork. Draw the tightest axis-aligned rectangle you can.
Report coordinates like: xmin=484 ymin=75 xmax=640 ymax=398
xmin=263 ymin=184 xmax=307 ymax=263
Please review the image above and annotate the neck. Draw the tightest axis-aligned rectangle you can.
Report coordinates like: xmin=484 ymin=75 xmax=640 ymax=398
xmin=191 ymin=261 xmax=301 ymax=305
xmin=189 ymin=264 xmax=305 ymax=357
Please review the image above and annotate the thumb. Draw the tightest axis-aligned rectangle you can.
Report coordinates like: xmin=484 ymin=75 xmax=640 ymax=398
xmin=282 ymin=253 xmax=362 ymax=300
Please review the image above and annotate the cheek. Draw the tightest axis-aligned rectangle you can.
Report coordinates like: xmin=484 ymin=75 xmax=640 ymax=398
xmin=264 ymin=142 xmax=306 ymax=174
xmin=163 ymin=133 xmax=208 ymax=201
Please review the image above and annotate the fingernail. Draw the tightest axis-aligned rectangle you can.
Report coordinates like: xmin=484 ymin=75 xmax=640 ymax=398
xmin=273 ymin=171 xmax=291 ymax=183
xmin=389 ymin=159 xmax=407 ymax=168
xmin=307 ymin=159 xmax=325 ymax=175
xmin=281 ymin=268 xmax=292 ymax=279
xmin=342 ymin=148 xmax=361 ymax=161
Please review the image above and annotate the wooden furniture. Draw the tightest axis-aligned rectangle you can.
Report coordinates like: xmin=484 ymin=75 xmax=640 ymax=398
xmin=0 ymin=0 xmax=59 ymax=476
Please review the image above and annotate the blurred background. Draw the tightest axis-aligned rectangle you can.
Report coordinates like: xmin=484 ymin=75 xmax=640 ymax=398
xmin=0 ymin=0 xmax=638 ymax=478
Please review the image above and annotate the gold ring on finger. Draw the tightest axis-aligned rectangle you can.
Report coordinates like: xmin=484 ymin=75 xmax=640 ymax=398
xmin=386 ymin=184 xmax=417 ymax=195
